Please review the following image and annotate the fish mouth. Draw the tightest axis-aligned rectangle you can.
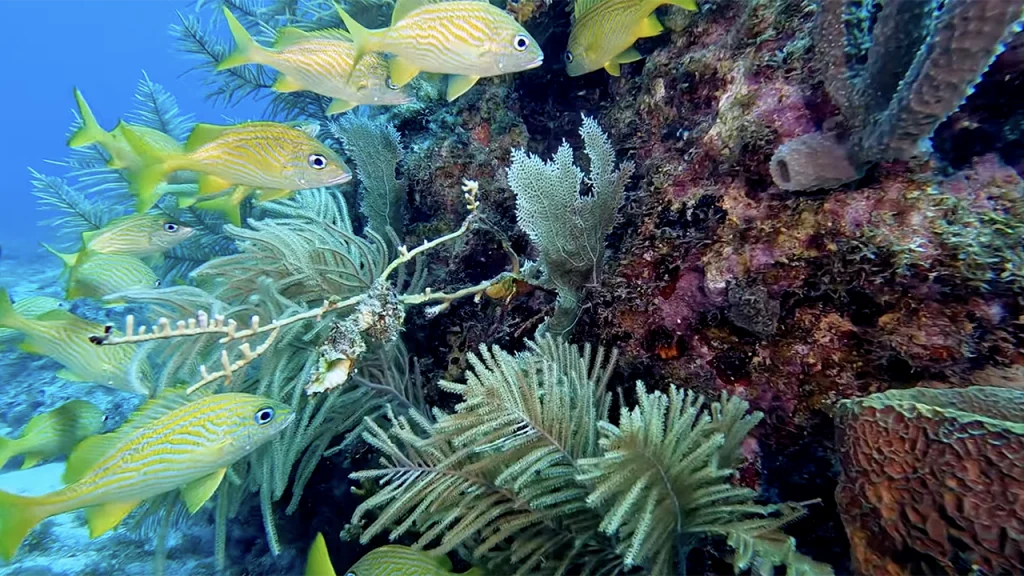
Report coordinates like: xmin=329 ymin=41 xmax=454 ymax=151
xmin=525 ymin=55 xmax=544 ymax=70
xmin=331 ymin=173 xmax=354 ymax=185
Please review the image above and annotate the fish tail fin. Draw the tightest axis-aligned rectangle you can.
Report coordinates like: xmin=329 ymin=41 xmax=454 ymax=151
xmin=0 ymin=490 xmax=46 ymax=561
xmin=217 ymin=7 xmax=269 ymax=70
xmin=67 ymin=88 xmax=108 ymax=148
xmin=0 ymin=438 xmax=15 ymax=471
xmin=119 ymin=127 xmax=177 ymax=212
xmin=305 ymin=532 xmax=337 ymax=576
xmin=335 ymin=3 xmax=376 ymax=65
xmin=0 ymin=289 xmax=21 ymax=331
xmin=41 ymin=243 xmax=80 ymax=277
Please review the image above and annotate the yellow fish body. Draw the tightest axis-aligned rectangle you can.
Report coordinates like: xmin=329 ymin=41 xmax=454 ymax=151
xmin=0 ymin=391 xmax=294 ymax=560
xmin=0 ymin=288 xmax=151 ymax=394
xmin=67 ymin=89 xmax=185 ymax=172
xmin=217 ymin=8 xmax=413 ymax=115
xmin=0 ymin=296 xmax=63 ymax=347
xmin=338 ymin=0 xmax=544 ymax=101
xmin=43 ymin=246 xmax=159 ymax=305
xmin=564 ymin=0 xmax=697 ymax=77
xmin=122 ymin=121 xmax=352 ymax=213
xmin=81 ymin=213 xmax=194 ymax=258
xmin=305 ymin=533 xmax=486 ymax=576
xmin=0 ymin=400 xmax=106 ymax=470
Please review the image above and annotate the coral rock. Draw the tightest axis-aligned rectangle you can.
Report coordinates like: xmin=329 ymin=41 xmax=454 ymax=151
xmin=835 ymin=386 xmax=1024 ymax=575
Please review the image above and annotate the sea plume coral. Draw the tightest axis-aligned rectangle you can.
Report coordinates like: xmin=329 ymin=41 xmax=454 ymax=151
xmin=835 ymin=386 xmax=1024 ymax=575
xmin=350 ymin=336 xmax=831 ymax=575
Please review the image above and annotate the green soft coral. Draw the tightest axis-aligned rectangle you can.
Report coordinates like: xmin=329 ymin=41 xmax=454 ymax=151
xmin=351 ymin=336 xmax=831 ymax=575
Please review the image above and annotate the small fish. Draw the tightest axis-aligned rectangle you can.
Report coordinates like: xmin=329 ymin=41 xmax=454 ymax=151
xmin=343 ymin=545 xmax=484 ymax=576
xmin=0 ymin=390 xmax=293 ymax=560
xmin=337 ymin=0 xmax=544 ymax=101
xmin=0 ymin=400 xmax=106 ymax=470
xmin=81 ymin=214 xmax=193 ymax=259
xmin=217 ymin=8 xmax=414 ymax=115
xmin=0 ymin=288 xmax=151 ymax=394
xmin=121 ymin=121 xmax=352 ymax=213
xmin=564 ymin=0 xmax=697 ymax=77
xmin=0 ymin=296 xmax=64 ymax=348
xmin=43 ymin=245 xmax=159 ymax=305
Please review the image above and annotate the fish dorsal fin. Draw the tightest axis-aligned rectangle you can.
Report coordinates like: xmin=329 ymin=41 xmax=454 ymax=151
xmin=574 ymin=0 xmax=603 ymax=16
xmin=185 ymin=124 xmax=230 ymax=152
xmin=181 ymin=467 xmax=227 ymax=513
xmin=63 ymin=388 xmax=191 ymax=484
xmin=305 ymin=532 xmax=337 ymax=576
xmin=274 ymin=27 xmax=310 ymax=48
xmin=391 ymin=0 xmax=453 ymax=25
xmin=275 ymin=27 xmax=353 ymax=49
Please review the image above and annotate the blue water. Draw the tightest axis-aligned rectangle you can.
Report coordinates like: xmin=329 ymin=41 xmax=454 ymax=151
xmin=0 ymin=0 xmax=262 ymax=245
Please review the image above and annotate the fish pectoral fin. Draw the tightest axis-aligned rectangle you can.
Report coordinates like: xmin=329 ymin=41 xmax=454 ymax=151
xmin=447 ymin=75 xmax=481 ymax=101
xmin=85 ymin=499 xmax=141 ymax=538
xmin=197 ymin=173 xmax=234 ymax=196
xmin=636 ymin=14 xmax=664 ymax=38
xmin=56 ymin=369 xmax=90 ymax=383
xmin=181 ymin=468 xmax=227 ymax=514
xmin=272 ymin=74 xmax=305 ymax=93
xmin=16 ymin=341 xmax=43 ymax=356
xmin=615 ymin=46 xmax=643 ymax=63
xmin=326 ymin=98 xmax=357 ymax=115
xmin=389 ymin=57 xmax=421 ymax=88
xmin=603 ymin=61 xmax=622 ymax=76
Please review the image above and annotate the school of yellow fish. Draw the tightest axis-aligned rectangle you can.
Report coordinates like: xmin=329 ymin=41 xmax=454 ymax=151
xmin=0 ymin=0 xmax=700 ymax=563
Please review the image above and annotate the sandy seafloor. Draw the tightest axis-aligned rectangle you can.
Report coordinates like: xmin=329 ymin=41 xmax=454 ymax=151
xmin=0 ymin=241 xmax=218 ymax=576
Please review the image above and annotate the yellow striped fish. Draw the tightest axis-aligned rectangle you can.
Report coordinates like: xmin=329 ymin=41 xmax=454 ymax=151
xmin=68 ymin=89 xmax=186 ymax=172
xmin=337 ymin=0 xmax=544 ymax=101
xmin=343 ymin=545 xmax=485 ymax=576
xmin=565 ymin=0 xmax=696 ymax=76
xmin=0 ymin=400 xmax=106 ymax=470
xmin=81 ymin=213 xmax=193 ymax=258
xmin=0 ymin=390 xmax=293 ymax=560
xmin=121 ymin=120 xmax=352 ymax=213
xmin=217 ymin=8 xmax=413 ymax=115
xmin=43 ymin=246 xmax=159 ymax=305
xmin=0 ymin=288 xmax=151 ymax=394
xmin=0 ymin=296 xmax=64 ymax=348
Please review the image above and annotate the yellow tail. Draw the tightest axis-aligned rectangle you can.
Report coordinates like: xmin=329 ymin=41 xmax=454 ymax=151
xmin=0 ymin=438 xmax=15 ymax=471
xmin=335 ymin=3 xmax=377 ymax=67
xmin=216 ymin=7 xmax=270 ymax=71
xmin=305 ymin=532 xmax=337 ymax=576
xmin=0 ymin=289 xmax=25 ymax=332
xmin=119 ymin=125 xmax=181 ymax=212
xmin=0 ymin=490 xmax=47 ymax=561
xmin=67 ymin=88 xmax=109 ymax=149
xmin=41 ymin=243 xmax=80 ymax=275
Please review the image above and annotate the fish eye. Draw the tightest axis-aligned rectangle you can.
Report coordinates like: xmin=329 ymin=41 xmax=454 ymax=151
xmin=386 ymin=77 xmax=399 ymax=91
xmin=163 ymin=223 xmax=180 ymax=233
xmin=254 ymin=407 xmax=276 ymax=425
xmin=346 ymin=572 xmax=357 ymax=576
xmin=308 ymin=153 xmax=328 ymax=170
xmin=513 ymin=34 xmax=530 ymax=52
xmin=564 ymin=51 xmax=574 ymax=64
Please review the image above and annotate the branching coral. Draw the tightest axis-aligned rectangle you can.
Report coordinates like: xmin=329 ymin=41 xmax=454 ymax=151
xmin=835 ymin=386 xmax=1024 ymax=576
xmin=349 ymin=336 xmax=832 ymax=575
xmin=771 ymin=0 xmax=1024 ymax=190
xmin=508 ymin=115 xmax=633 ymax=336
